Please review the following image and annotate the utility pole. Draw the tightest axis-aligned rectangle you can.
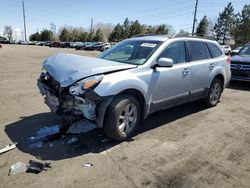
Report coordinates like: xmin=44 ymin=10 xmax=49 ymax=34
xmin=22 ymin=0 xmax=27 ymax=41
xmin=192 ymin=0 xmax=199 ymax=36
xmin=90 ymin=18 xmax=93 ymax=33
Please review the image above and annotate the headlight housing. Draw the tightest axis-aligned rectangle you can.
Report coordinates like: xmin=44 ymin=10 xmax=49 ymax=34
xmin=69 ymin=75 xmax=104 ymax=96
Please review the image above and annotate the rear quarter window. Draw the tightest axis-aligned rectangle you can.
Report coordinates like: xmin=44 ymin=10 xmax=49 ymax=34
xmin=186 ymin=41 xmax=207 ymax=61
xmin=206 ymin=42 xmax=223 ymax=58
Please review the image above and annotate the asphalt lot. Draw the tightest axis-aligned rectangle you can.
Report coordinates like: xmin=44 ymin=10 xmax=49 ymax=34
xmin=0 ymin=44 xmax=249 ymax=188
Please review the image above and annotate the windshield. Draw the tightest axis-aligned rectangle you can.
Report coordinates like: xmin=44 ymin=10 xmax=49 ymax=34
xmin=238 ymin=45 xmax=250 ymax=56
xmin=98 ymin=40 xmax=162 ymax=65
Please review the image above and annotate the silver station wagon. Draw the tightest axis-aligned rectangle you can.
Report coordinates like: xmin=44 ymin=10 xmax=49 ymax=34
xmin=38 ymin=35 xmax=231 ymax=141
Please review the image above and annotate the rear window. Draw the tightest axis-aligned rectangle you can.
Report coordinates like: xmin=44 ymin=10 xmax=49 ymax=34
xmin=187 ymin=41 xmax=207 ymax=61
xmin=206 ymin=42 xmax=223 ymax=58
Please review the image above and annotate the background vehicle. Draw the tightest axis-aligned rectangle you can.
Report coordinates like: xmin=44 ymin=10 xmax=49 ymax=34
xmin=231 ymin=46 xmax=242 ymax=56
xmin=85 ymin=42 xmax=104 ymax=51
xmin=49 ymin=42 xmax=60 ymax=48
xmin=221 ymin=45 xmax=231 ymax=55
xmin=101 ymin=43 xmax=111 ymax=51
xmin=230 ymin=43 xmax=250 ymax=81
xmin=60 ymin=42 xmax=70 ymax=48
xmin=38 ymin=35 xmax=231 ymax=141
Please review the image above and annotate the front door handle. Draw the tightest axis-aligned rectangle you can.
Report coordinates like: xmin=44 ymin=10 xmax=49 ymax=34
xmin=182 ymin=68 xmax=190 ymax=75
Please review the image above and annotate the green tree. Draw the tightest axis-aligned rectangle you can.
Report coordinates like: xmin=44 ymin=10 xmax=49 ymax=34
xmin=155 ymin=24 xmax=169 ymax=34
xmin=122 ymin=18 xmax=131 ymax=38
xmin=59 ymin=28 xmax=70 ymax=41
xmin=40 ymin=29 xmax=53 ymax=41
xmin=146 ymin=25 xmax=156 ymax=34
xmin=129 ymin=20 xmax=143 ymax=37
xmin=214 ymin=2 xmax=235 ymax=44
xmin=109 ymin=23 xmax=125 ymax=42
xmin=232 ymin=4 xmax=250 ymax=45
xmin=80 ymin=32 xmax=88 ymax=42
xmin=196 ymin=16 xmax=209 ymax=36
xmin=87 ymin=31 xmax=95 ymax=41
xmin=94 ymin=28 xmax=105 ymax=42
xmin=29 ymin=32 xmax=41 ymax=41
xmin=71 ymin=28 xmax=81 ymax=41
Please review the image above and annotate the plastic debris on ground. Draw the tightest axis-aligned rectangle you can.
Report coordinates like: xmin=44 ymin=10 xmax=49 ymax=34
xmin=67 ymin=119 xmax=96 ymax=134
xmin=83 ymin=163 xmax=94 ymax=168
xmin=101 ymin=138 xmax=112 ymax=143
xmin=66 ymin=137 xmax=79 ymax=144
xmin=26 ymin=160 xmax=51 ymax=174
xmin=0 ymin=143 xmax=17 ymax=155
xmin=27 ymin=125 xmax=61 ymax=141
xmin=8 ymin=162 xmax=27 ymax=176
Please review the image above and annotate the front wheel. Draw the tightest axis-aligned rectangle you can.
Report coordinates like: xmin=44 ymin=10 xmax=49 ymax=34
xmin=203 ymin=78 xmax=223 ymax=107
xmin=104 ymin=95 xmax=141 ymax=141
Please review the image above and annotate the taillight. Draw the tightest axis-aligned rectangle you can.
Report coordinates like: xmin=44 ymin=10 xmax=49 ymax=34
xmin=226 ymin=56 xmax=231 ymax=64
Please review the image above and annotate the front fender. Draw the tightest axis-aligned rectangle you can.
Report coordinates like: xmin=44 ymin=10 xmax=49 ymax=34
xmin=94 ymin=73 xmax=149 ymax=98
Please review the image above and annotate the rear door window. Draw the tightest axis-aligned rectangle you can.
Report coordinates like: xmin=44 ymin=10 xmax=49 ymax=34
xmin=186 ymin=41 xmax=207 ymax=61
xmin=206 ymin=42 xmax=223 ymax=58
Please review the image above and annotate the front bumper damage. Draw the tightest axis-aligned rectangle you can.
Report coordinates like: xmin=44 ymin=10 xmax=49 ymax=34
xmin=37 ymin=72 xmax=110 ymax=127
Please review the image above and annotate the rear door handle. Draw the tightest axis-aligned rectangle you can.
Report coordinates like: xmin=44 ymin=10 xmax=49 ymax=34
xmin=209 ymin=63 xmax=215 ymax=70
xmin=182 ymin=68 xmax=190 ymax=75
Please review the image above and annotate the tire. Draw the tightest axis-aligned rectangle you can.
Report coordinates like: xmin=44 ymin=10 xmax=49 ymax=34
xmin=104 ymin=94 xmax=141 ymax=141
xmin=203 ymin=78 xmax=223 ymax=107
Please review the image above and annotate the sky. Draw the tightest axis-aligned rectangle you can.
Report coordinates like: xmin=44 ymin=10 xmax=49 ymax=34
xmin=0 ymin=0 xmax=249 ymax=40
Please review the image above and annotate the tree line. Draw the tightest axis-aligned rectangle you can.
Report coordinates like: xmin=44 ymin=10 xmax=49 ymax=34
xmin=196 ymin=3 xmax=250 ymax=45
xmin=2 ymin=3 xmax=250 ymax=46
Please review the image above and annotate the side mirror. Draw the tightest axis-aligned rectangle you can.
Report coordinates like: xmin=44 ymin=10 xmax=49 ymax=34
xmin=157 ymin=57 xmax=173 ymax=67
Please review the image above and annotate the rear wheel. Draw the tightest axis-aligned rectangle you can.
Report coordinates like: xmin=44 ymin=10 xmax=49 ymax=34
xmin=104 ymin=95 xmax=141 ymax=141
xmin=203 ymin=78 xmax=223 ymax=107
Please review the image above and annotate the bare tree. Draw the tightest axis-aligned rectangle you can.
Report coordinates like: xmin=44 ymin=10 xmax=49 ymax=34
xmin=94 ymin=22 xmax=114 ymax=42
xmin=3 ymin=25 xmax=13 ymax=41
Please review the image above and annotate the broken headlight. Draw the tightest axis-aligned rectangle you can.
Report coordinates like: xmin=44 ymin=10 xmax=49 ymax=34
xmin=69 ymin=74 xmax=104 ymax=96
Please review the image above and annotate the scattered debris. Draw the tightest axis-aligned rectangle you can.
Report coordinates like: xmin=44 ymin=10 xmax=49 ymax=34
xmin=8 ymin=162 xmax=27 ymax=176
xmin=26 ymin=160 xmax=51 ymax=174
xmin=66 ymin=137 xmax=79 ymax=144
xmin=101 ymin=138 xmax=112 ymax=143
xmin=0 ymin=143 xmax=17 ymax=155
xmin=83 ymin=163 xmax=94 ymax=168
xmin=67 ymin=119 xmax=96 ymax=134
xmin=27 ymin=125 xmax=61 ymax=141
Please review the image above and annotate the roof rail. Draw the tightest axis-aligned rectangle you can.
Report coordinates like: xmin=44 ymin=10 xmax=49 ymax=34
xmin=132 ymin=34 xmax=167 ymax=38
xmin=169 ymin=32 xmax=215 ymax=40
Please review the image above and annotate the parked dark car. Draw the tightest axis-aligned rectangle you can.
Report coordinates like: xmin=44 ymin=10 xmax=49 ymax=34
xmin=85 ymin=42 xmax=104 ymax=51
xmin=49 ymin=42 xmax=61 ymax=48
xmin=60 ymin=42 xmax=71 ymax=48
xmin=231 ymin=43 xmax=250 ymax=81
xmin=75 ymin=42 xmax=86 ymax=50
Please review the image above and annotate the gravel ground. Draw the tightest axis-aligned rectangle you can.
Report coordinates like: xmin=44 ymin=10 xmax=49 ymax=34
xmin=0 ymin=44 xmax=249 ymax=188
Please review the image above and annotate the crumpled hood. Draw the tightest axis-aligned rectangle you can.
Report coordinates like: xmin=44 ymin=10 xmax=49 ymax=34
xmin=43 ymin=53 xmax=137 ymax=87
xmin=231 ymin=55 xmax=250 ymax=63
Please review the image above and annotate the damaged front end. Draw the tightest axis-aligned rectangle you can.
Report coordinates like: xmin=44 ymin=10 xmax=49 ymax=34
xmin=37 ymin=70 xmax=104 ymax=124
